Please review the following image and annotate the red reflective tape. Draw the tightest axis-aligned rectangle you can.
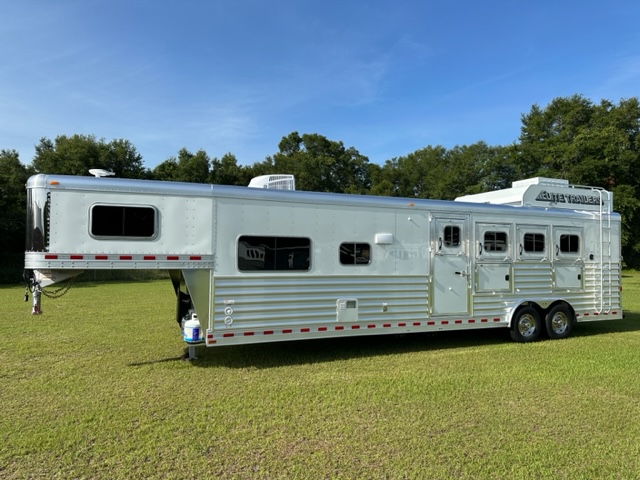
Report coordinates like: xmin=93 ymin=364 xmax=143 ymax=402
xmin=223 ymin=333 xmax=234 ymax=338
xmin=120 ymin=255 xmax=132 ymax=260
xmin=441 ymin=321 xmax=449 ymax=325
xmin=593 ymin=312 xmax=599 ymax=316
xmin=167 ymin=256 xmax=179 ymax=260
xmin=383 ymin=324 xmax=391 ymax=328
xmin=481 ymin=318 xmax=488 ymax=323
xmin=335 ymin=326 xmax=344 ymax=331
xmin=45 ymin=254 xmax=58 ymax=259
xmin=318 ymin=327 xmax=327 ymax=332
xmin=95 ymin=255 xmax=108 ymax=260
xmin=413 ymin=322 xmax=421 ymax=326
xmin=264 ymin=330 xmax=273 ymax=335
xmin=612 ymin=311 xmax=618 ymax=315
xmin=206 ymin=334 xmax=214 ymax=339
xmin=468 ymin=319 xmax=476 ymax=323
xmin=583 ymin=313 xmax=590 ymax=316
xmin=427 ymin=321 xmax=435 ymax=325
xmin=243 ymin=332 xmax=254 ymax=336
xmin=367 ymin=324 xmax=375 ymax=329
xmin=493 ymin=318 xmax=501 ymax=322
xmin=70 ymin=255 xmax=83 ymax=260
xmin=398 ymin=323 xmax=406 ymax=327
xmin=283 ymin=329 xmax=292 ymax=334
xmin=144 ymin=255 xmax=156 ymax=260
xmin=190 ymin=256 xmax=202 ymax=260
xmin=301 ymin=328 xmax=310 ymax=333
xmin=352 ymin=325 xmax=360 ymax=330
xmin=455 ymin=320 xmax=462 ymax=324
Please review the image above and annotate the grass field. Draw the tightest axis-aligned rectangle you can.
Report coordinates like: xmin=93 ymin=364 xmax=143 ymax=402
xmin=1 ymin=276 xmax=639 ymax=479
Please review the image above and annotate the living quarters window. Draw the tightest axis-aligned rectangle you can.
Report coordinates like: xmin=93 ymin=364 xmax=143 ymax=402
xmin=91 ymin=205 xmax=156 ymax=238
xmin=560 ymin=234 xmax=580 ymax=253
xmin=484 ymin=231 xmax=508 ymax=252
xmin=238 ymin=236 xmax=310 ymax=271
xmin=444 ymin=226 xmax=460 ymax=247
xmin=340 ymin=243 xmax=371 ymax=265
xmin=524 ymin=233 xmax=545 ymax=253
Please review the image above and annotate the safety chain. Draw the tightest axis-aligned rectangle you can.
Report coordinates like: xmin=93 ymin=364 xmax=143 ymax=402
xmin=41 ymin=276 xmax=76 ymax=299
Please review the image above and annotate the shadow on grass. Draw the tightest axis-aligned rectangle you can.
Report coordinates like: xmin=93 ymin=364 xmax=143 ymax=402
xmin=186 ymin=328 xmax=512 ymax=369
xmin=183 ymin=316 xmax=640 ymax=370
xmin=572 ymin=316 xmax=640 ymax=338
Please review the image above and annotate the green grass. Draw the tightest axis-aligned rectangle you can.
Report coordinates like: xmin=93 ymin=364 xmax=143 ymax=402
xmin=1 ymin=277 xmax=640 ymax=479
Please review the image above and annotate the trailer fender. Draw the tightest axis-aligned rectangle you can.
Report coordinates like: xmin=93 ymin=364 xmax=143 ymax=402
xmin=506 ymin=300 xmax=546 ymax=328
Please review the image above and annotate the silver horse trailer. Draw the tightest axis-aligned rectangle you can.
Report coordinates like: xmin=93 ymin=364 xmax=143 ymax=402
xmin=24 ymin=174 xmax=622 ymax=355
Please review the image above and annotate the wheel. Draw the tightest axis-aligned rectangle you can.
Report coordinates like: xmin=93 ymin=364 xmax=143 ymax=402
xmin=545 ymin=304 xmax=574 ymax=340
xmin=510 ymin=306 xmax=542 ymax=342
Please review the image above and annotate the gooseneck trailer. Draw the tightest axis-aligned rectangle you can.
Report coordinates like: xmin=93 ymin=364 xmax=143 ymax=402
xmin=24 ymin=174 xmax=622 ymax=354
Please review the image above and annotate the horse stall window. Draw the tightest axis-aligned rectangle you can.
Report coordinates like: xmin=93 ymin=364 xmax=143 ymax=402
xmin=91 ymin=205 xmax=156 ymax=238
xmin=560 ymin=234 xmax=580 ymax=253
xmin=484 ymin=231 xmax=508 ymax=252
xmin=524 ymin=232 xmax=545 ymax=253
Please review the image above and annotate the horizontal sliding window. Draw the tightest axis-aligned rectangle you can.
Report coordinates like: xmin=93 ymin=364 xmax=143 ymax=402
xmin=238 ymin=236 xmax=310 ymax=271
xmin=91 ymin=205 xmax=156 ymax=238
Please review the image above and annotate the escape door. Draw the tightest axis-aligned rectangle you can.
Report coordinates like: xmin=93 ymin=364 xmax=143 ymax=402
xmin=431 ymin=216 xmax=470 ymax=315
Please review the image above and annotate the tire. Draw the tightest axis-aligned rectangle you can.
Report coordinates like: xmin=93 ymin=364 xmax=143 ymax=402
xmin=545 ymin=304 xmax=574 ymax=340
xmin=510 ymin=306 xmax=542 ymax=342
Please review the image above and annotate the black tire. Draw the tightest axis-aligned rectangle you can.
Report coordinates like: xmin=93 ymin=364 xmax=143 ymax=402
xmin=545 ymin=304 xmax=574 ymax=340
xmin=510 ymin=306 xmax=542 ymax=342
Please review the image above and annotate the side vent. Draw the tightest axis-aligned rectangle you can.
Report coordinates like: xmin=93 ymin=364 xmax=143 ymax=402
xmin=248 ymin=174 xmax=295 ymax=190
xmin=336 ymin=298 xmax=358 ymax=322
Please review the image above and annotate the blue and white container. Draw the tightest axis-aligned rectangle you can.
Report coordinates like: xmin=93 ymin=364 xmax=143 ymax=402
xmin=183 ymin=313 xmax=203 ymax=343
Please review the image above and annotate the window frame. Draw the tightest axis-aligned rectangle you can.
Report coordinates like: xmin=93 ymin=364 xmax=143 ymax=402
xmin=237 ymin=235 xmax=311 ymax=272
xmin=89 ymin=204 xmax=158 ymax=240
xmin=339 ymin=242 xmax=372 ymax=266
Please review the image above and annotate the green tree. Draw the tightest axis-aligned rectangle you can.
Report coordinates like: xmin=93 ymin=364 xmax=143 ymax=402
xmin=32 ymin=134 xmax=146 ymax=178
xmin=151 ymin=148 xmax=211 ymax=183
xmin=266 ymin=132 xmax=370 ymax=193
xmin=0 ymin=150 xmax=33 ymax=281
xmin=210 ymin=153 xmax=252 ymax=186
xmin=374 ymin=146 xmax=448 ymax=198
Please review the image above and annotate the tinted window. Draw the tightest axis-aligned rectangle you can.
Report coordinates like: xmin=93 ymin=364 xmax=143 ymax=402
xmin=444 ymin=226 xmax=460 ymax=247
xmin=91 ymin=205 xmax=156 ymax=238
xmin=560 ymin=234 xmax=580 ymax=253
xmin=238 ymin=236 xmax=310 ymax=271
xmin=484 ymin=231 xmax=508 ymax=252
xmin=340 ymin=243 xmax=371 ymax=265
xmin=524 ymin=233 xmax=545 ymax=253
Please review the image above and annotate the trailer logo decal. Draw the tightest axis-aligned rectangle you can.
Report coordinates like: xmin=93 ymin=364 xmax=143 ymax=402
xmin=535 ymin=190 xmax=602 ymax=206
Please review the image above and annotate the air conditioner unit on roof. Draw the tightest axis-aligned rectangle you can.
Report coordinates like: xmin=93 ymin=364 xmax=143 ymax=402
xmin=248 ymin=175 xmax=296 ymax=190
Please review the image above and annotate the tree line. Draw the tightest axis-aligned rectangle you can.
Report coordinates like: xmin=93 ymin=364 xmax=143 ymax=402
xmin=2 ymin=94 xmax=639 ymax=281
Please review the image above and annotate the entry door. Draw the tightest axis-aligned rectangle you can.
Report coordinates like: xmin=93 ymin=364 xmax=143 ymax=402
xmin=432 ymin=217 xmax=470 ymax=315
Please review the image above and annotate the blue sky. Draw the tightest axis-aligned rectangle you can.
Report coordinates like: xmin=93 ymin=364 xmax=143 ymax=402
xmin=2 ymin=1 xmax=639 ymax=169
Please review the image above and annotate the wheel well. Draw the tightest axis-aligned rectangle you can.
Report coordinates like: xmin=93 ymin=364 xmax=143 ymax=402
xmin=509 ymin=301 xmax=545 ymax=327
xmin=544 ymin=300 xmax=575 ymax=319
